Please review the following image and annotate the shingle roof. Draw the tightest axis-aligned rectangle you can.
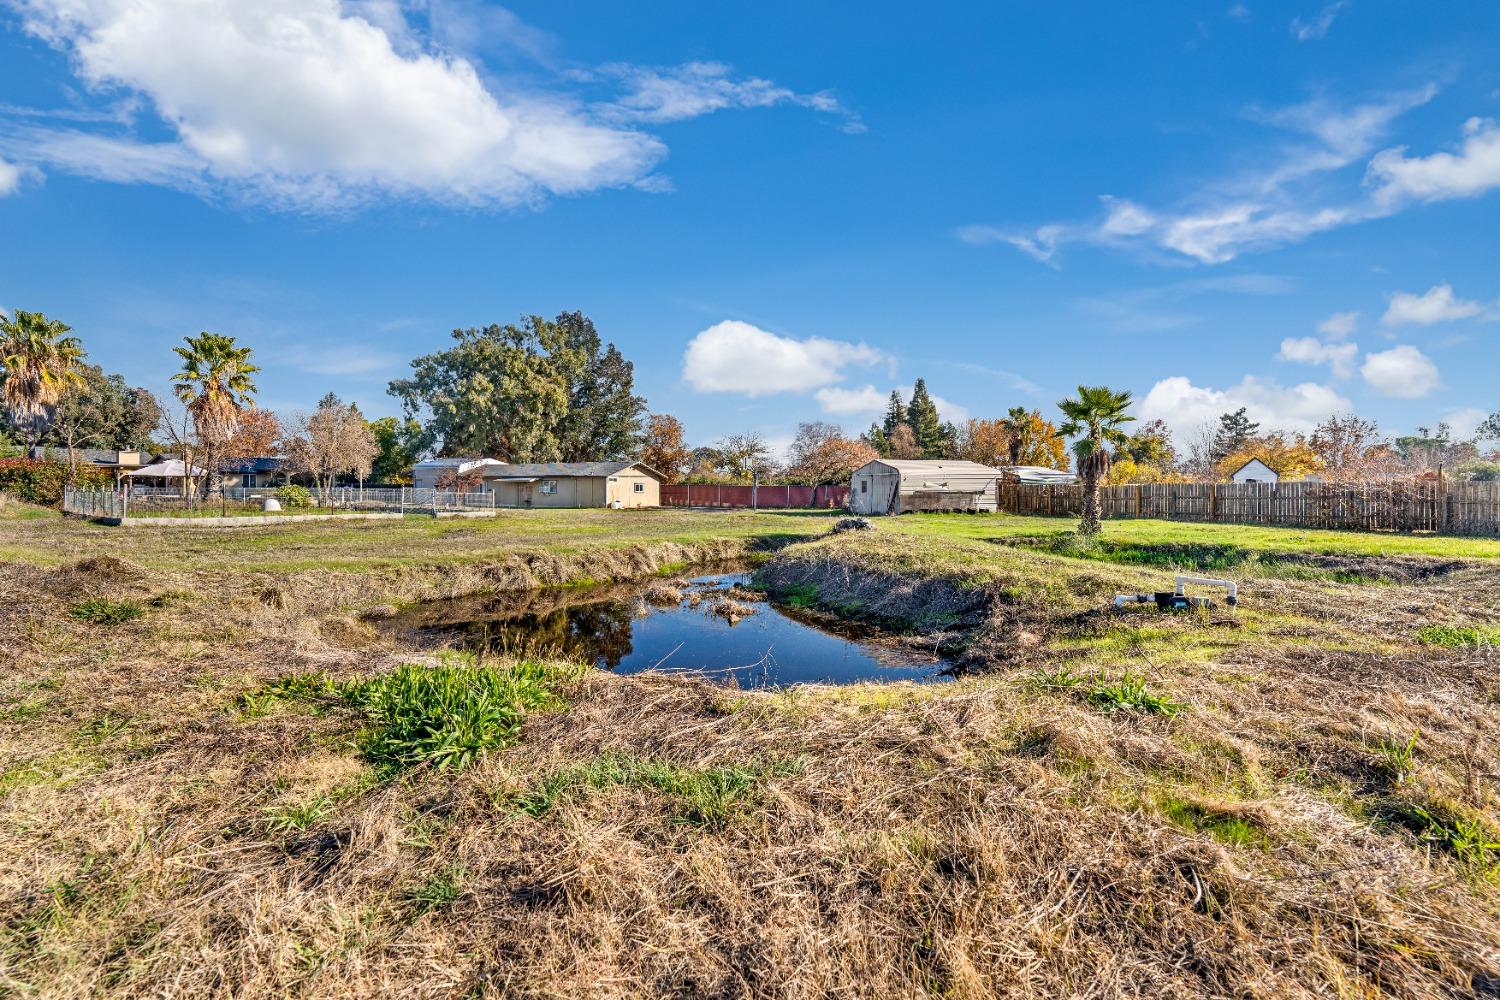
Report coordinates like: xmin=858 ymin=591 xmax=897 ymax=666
xmin=861 ymin=459 xmax=1003 ymax=475
xmin=27 ymin=447 xmax=144 ymax=466
xmin=484 ymin=461 xmax=660 ymax=479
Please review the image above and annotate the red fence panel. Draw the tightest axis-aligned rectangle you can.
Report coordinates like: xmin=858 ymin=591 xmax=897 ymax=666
xmin=660 ymin=484 xmax=850 ymax=510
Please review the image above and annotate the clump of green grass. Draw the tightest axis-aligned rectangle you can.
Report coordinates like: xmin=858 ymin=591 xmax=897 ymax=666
xmin=1373 ymin=731 xmax=1420 ymax=784
xmin=1416 ymin=624 xmax=1499 ymax=648
xmin=68 ymin=598 xmax=143 ymax=626
xmin=262 ymin=793 xmax=336 ymax=834
xmin=1029 ymin=668 xmax=1182 ymax=717
xmin=779 ymin=583 xmax=820 ymax=610
xmin=249 ymin=656 xmax=583 ymax=772
xmin=1160 ymin=797 xmax=1270 ymax=849
xmin=1390 ymin=802 xmax=1500 ymax=870
xmin=346 ymin=657 xmax=581 ymax=773
xmin=404 ymin=865 xmax=464 ymax=915
xmin=512 ymin=753 xmax=801 ymax=828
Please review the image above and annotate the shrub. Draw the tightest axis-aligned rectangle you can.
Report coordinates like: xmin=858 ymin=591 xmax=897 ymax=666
xmin=275 ymin=484 xmax=313 ymax=508
xmin=0 ymin=458 xmax=111 ymax=506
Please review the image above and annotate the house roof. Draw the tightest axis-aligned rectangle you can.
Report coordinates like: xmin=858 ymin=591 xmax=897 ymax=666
xmin=125 ymin=459 xmax=206 ymax=478
xmin=222 ymin=456 xmax=285 ymax=473
xmin=27 ymin=447 xmax=144 ymax=466
xmin=483 ymin=460 xmax=662 ymax=480
xmin=996 ymin=464 xmax=1077 ymax=485
xmin=1230 ymin=457 xmax=1277 ymax=476
xmin=861 ymin=459 xmax=1003 ymax=475
xmin=414 ymin=457 xmax=507 ymax=472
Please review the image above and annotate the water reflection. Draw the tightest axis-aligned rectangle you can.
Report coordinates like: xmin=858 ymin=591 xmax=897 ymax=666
xmin=396 ymin=570 xmax=949 ymax=688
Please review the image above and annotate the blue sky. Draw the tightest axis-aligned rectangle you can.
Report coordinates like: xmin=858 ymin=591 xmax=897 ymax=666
xmin=1 ymin=1 xmax=1498 ymax=456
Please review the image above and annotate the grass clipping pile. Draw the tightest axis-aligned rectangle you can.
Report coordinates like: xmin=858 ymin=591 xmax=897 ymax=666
xmin=2 ymin=534 xmax=1500 ymax=998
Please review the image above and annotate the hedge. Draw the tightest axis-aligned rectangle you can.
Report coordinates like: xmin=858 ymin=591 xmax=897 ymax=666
xmin=0 ymin=459 xmax=113 ymax=506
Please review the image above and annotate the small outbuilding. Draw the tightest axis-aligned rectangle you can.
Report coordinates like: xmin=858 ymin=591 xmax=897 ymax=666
xmin=480 ymin=461 xmax=663 ymax=509
xmin=1229 ymin=458 xmax=1278 ymax=484
xmin=848 ymin=459 xmax=1004 ymax=515
xmin=123 ymin=459 xmax=207 ymax=492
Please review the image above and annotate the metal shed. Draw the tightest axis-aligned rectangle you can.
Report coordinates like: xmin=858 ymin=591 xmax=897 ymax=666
xmin=848 ymin=459 xmax=1004 ymax=515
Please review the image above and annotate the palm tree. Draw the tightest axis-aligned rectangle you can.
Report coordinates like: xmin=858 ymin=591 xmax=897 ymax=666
xmin=172 ymin=332 xmax=259 ymax=497
xmin=1000 ymin=406 xmax=1030 ymax=466
xmin=1057 ymin=385 xmax=1135 ymax=536
xmin=0 ymin=310 xmax=86 ymax=452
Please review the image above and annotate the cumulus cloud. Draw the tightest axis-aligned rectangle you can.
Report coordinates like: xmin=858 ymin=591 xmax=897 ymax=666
xmin=1361 ymin=345 xmax=1440 ymax=398
xmin=1368 ymin=117 xmax=1500 ymax=206
xmin=0 ymin=0 xmax=854 ymax=209
xmin=682 ymin=321 xmax=888 ymax=397
xmin=813 ymin=384 xmax=887 ymax=415
xmin=1316 ymin=310 xmax=1358 ymax=338
xmin=1290 ymin=1 xmax=1347 ymax=41
xmin=813 ymin=383 xmax=968 ymax=423
xmin=0 ymin=157 xmax=25 ymax=195
xmin=1443 ymin=407 xmax=1491 ymax=440
xmin=597 ymin=62 xmax=864 ymax=133
xmin=962 ymin=84 xmax=1500 ymax=266
xmin=1380 ymin=283 xmax=1483 ymax=326
xmin=1139 ymin=375 xmax=1351 ymax=436
xmin=1277 ymin=336 xmax=1359 ymax=377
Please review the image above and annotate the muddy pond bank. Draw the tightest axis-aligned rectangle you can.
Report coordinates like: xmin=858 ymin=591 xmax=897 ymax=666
xmin=385 ymin=564 xmax=951 ymax=687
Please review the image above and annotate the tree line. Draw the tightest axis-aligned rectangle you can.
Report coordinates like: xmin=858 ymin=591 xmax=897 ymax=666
xmin=6 ymin=306 xmax=1497 ymax=508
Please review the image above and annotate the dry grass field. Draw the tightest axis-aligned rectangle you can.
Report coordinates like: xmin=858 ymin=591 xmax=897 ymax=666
xmin=2 ymin=504 xmax=1498 ymax=998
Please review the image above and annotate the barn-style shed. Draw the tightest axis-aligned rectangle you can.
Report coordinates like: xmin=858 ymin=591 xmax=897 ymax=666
xmin=848 ymin=459 xmax=1004 ymax=515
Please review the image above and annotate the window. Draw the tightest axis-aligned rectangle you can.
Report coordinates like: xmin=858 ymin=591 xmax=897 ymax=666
xmin=540 ymin=480 xmax=558 ymax=495
xmin=633 ymin=482 xmax=645 ymax=493
xmin=860 ymin=480 xmax=868 ymax=493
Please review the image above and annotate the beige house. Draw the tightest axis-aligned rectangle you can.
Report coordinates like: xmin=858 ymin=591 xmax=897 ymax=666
xmin=480 ymin=461 xmax=662 ymax=509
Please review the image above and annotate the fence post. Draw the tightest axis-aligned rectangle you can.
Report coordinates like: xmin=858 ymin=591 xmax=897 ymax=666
xmin=1208 ymin=483 xmax=1217 ymax=521
xmin=121 ymin=487 xmax=128 ymax=520
xmin=1135 ymin=484 xmax=1143 ymax=518
xmin=1048 ymin=484 xmax=1055 ymax=516
xmin=1438 ymin=466 xmax=1448 ymax=534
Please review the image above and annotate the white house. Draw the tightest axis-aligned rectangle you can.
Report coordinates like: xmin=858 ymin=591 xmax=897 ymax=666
xmin=411 ymin=457 xmax=507 ymax=490
xmin=1229 ymin=458 xmax=1278 ymax=484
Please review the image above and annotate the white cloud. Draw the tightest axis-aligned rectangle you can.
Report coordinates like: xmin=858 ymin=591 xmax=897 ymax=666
xmin=963 ymin=84 xmax=1500 ymax=266
xmin=1368 ymin=117 xmax=1500 ymax=206
xmin=1290 ymin=1 xmax=1347 ymax=41
xmin=1361 ymin=345 xmax=1440 ymax=398
xmin=0 ymin=157 xmax=24 ymax=195
xmin=1443 ymin=407 xmax=1490 ymax=440
xmin=1317 ymin=310 xmax=1358 ymax=338
xmin=1381 ymin=283 xmax=1483 ymax=326
xmin=682 ymin=321 xmax=888 ymax=397
xmin=597 ymin=61 xmax=863 ymax=133
xmin=813 ymin=383 xmax=968 ymax=424
xmin=1277 ymin=336 xmax=1359 ymax=377
xmin=2 ymin=0 xmax=664 ymax=209
xmin=813 ymin=384 xmax=887 ymax=415
xmin=1139 ymin=374 xmax=1351 ymax=436
xmin=0 ymin=0 xmax=854 ymax=209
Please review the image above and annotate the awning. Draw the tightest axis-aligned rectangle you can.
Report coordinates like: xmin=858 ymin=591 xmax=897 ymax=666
xmin=488 ymin=476 xmax=541 ymax=483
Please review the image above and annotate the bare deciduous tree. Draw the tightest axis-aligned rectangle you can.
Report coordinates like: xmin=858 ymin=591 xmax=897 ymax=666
xmin=285 ymin=394 xmax=377 ymax=502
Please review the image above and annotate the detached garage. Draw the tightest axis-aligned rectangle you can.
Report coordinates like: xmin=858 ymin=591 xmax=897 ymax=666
xmin=480 ymin=461 xmax=663 ymax=509
xmin=849 ymin=459 xmax=1003 ymax=515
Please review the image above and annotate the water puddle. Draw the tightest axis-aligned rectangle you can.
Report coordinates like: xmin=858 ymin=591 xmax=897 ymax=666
xmin=391 ymin=568 xmax=951 ymax=688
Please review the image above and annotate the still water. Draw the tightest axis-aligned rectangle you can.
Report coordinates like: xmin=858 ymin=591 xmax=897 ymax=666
xmin=396 ymin=570 xmax=950 ymax=688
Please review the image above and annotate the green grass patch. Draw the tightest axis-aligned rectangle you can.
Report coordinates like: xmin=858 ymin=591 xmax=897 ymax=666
xmin=255 ymin=655 xmax=584 ymax=774
xmin=511 ymin=752 xmax=801 ymax=828
xmin=68 ymin=598 xmax=144 ymax=626
xmin=1028 ymin=668 xmax=1183 ymax=717
xmin=1387 ymin=801 xmax=1500 ymax=870
xmin=1416 ymin=624 xmax=1500 ymax=648
xmin=779 ymin=583 xmax=820 ymax=610
xmin=403 ymin=865 xmax=464 ymax=915
xmin=1160 ymin=796 xmax=1270 ymax=848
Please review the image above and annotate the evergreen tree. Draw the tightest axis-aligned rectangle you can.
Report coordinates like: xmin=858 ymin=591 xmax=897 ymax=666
xmin=862 ymin=421 xmax=890 ymax=456
xmin=881 ymin=390 xmax=908 ymax=438
xmin=1210 ymin=407 xmax=1259 ymax=461
xmin=907 ymin=378 xmax=944 ymax=457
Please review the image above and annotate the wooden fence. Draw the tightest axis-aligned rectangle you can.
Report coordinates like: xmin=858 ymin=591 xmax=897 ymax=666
xmin=661 ymin=483 xmax=850 ymax=510
xmin=996 ymin=479 xmax=1500 ymax=536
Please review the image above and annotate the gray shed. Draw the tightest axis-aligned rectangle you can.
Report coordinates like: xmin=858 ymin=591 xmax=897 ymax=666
xmin=848 ymin=459 xmax=1003 ymax=515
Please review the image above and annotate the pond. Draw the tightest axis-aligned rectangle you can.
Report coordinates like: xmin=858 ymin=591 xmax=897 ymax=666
xmin=392 ymin=568 xmax=951 ymax=688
